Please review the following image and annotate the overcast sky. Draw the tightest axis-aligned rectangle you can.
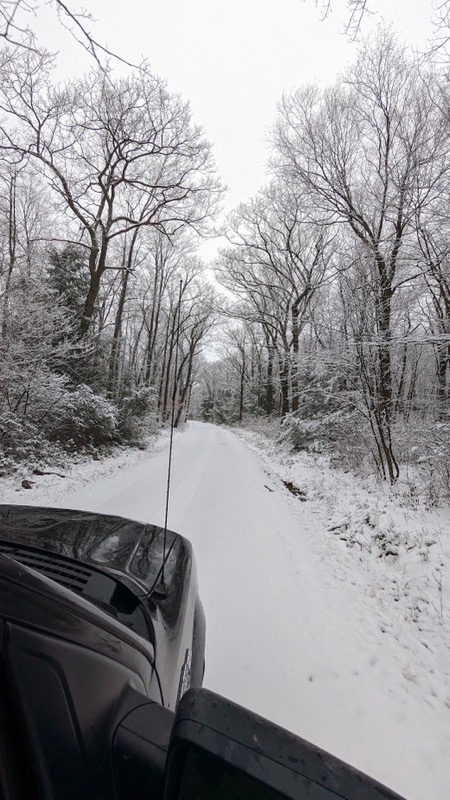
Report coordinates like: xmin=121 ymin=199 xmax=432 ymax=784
xmin=31 ymin=0 xmax=435 ymax=252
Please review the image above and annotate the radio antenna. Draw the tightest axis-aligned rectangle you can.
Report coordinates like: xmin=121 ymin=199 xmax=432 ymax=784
xmin=156 ymin=278 xmax=183 ymax=594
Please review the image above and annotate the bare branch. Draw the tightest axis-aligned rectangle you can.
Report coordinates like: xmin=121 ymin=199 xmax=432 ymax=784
xmin=53 ymin=0 xmax=138 ymax=70
xmin=0 ymin=0 xmax=138 ymax=68
xmin=312 ymin=0 xmax=375 ymax=39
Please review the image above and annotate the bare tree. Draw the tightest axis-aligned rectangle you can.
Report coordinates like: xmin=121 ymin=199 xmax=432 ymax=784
xmin=272 ymin=29 xmax=447 ymax=480
xmin=217 ymin=182 xmax=333 ymax=415
xmin=415 ymin=222 xmax=450 ymax=412
xmin=0 ymin=50 xmax=222 ymax=336
xmin=0 ymin=159 xmax=51 ymax=334
xmin=139 ymin=233 xmax=195 ymax=390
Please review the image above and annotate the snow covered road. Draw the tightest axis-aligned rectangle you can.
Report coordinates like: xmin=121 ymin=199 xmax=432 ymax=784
xmin=2 ymin=421 xmax=449 ymax=799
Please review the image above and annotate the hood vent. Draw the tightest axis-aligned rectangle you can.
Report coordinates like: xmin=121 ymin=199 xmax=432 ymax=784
xmin=0 ymin=543 xmax=92 ymax=593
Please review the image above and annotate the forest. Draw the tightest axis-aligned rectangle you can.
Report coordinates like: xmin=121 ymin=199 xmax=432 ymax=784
xmin=0 ymin=7 xmax=449 ymax=501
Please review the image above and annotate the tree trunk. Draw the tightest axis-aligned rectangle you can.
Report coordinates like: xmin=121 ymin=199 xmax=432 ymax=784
xmin=239 ymin=365 xmax=245 ymax=422
xmin=291 ymin=298 xmax=300 ymax=413
xmin=265 ymin=347 xmax=275 ymax=414
xmin=108 ymin=229 xmax=139 ymax=396
xmin=1 ymin=171 xmax=17 ymax=338
xmin=79 ymin=234 xmax=106 ymax=337
xmin=108 ymin=267 xmax=130 ymax=396
xmin=374 ymin=263 xmax=399 ymax=482
xmin=279 ymin=355 xmax=290 ymax=416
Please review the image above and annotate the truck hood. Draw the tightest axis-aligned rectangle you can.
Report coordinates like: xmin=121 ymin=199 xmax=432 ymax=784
xmin=0 ymin=505 xmax=187 ymax=597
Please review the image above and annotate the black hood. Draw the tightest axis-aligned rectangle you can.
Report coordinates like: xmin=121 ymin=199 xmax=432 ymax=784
xmin=0 ymin=505 xmax=186 ymax=596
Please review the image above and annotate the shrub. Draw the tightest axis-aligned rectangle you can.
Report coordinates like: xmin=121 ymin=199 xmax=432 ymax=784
xmin=42 ymin=384 xmax=118 ymax=449
xmin=118 ymin=387 xmax=158 ymax=443
xmin=0 ymin=411 xmax=64 ymax=473
xmin=279 ymin=408 xmax=382 ymax=476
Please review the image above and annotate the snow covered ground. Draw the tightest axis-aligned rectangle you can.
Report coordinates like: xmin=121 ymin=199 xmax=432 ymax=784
xmin=1 ymin=421 xmax=449 ymax=800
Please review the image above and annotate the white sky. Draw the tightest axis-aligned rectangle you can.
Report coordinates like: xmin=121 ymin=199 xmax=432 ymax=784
xmin=29 ymin=0 xmax=435 ymax=250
